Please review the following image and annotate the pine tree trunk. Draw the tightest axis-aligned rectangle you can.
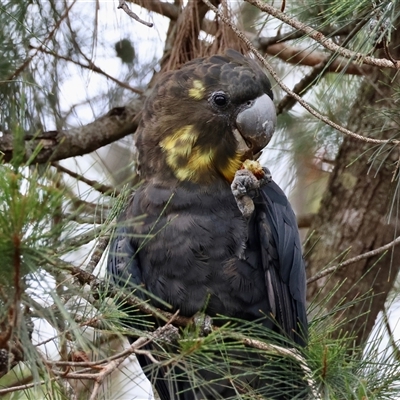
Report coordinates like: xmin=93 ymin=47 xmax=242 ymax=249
xmin=305 ymin=26 xmax=400 ymax=345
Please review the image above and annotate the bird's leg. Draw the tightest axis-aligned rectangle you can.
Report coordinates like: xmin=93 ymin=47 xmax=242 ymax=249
xmin=231 ymin=164 xmax=272 ymax=220
xmin=231 ymin=164 xmax=272 ymax=259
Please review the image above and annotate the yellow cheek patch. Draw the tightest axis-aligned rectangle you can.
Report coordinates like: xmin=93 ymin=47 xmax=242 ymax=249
xmin=160 ymin=126 xmax=196 ymax=152
xmin=160 ymin=125 xmax=244 ymax=183
xmin=160 ymin=125 xmax=217 ymax=182
xmin=188 ymin=80 xmax=205 ymax=100
xmin=174 ymin=147 xmax=215 ymax=181
xmin=160 ymin=125 xmax=197 ymax=168
xmin=219 ymin=153 xmax=244 ymax=182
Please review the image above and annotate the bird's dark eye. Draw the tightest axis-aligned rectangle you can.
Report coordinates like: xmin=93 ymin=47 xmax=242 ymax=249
xmin=212 ymin=92 xmax=228 ymax=107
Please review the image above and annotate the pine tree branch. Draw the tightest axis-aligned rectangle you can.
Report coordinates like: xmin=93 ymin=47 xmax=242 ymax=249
xmin=0 ymin=379 xmax=53 ymax=396
xmin=203 ymin=0 xmax=399 ymax=145
xmin=246 ymin=0 xmax=400 ymax=69
xmin=53 ymin=322 xmax=177 ymax=400
xmin=53 ymin=163 xmax=119 ymax=196
xmin=232 ymin=334 xmax=320 ymax=399
xmin=307 ymin=235 xmax=400 ymax=284
xmin=276 ymin=17 xmax=367 ymax=114
xmin=0 ymin=100 xmax=142 ymax=164
xmin=47 ymin=262 xmax=320 ymax=398
xmin=128 ymin=0 xmax=377 ymax=77
xmin=256 ymin=8 xmax=372 ymax=48
xmin=266 ymin=43 xmax=372 ymax=76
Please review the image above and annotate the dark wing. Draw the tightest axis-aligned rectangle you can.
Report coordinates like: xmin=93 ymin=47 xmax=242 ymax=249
xmin=255 ymin=181 xmax=307 ymax=346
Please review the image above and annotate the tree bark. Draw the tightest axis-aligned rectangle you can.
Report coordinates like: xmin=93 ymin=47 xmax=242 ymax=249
xmin=0 ymin=100 xmax=141 ymax=164
xmin=306 ymin=28 xmax=400 ymax=345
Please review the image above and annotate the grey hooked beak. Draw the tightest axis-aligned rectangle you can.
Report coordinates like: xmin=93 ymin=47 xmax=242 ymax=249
xmin=234 ymin=93 xmax=277 ymax=156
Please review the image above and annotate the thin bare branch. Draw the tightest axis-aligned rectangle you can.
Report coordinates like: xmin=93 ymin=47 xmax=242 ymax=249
xmin=53 ymin=163 xmax=119 ymax=196
xmin=307 ymin=235 xmax=400 ymax=284
xmin=85 ymin=233 xmax=112 ymax=274
xmin=231 ymin=334 xmax=320 ymax=399
xmin=0 ymin=379 xmax=53 ymax=396
xmin=383 ymin=309 xmax=400 ymax=362
xmin=277 ymin=16 xmax=366 ymax=114
xmin=45 ymin=322 xmax=178 ymax=400
xmin=63 ymin=213 xmax=106 ymax=225
xmin=203 ymin=0 xmax=399 ymax=146
xmin=129 ymin=0 xmax=179 ymax=20
xmin=277 ymin=59 xmax=329 ymax=115
xmin=30 ymin=46 xmax=143 ymax=94
xmin=246 ymin=0 xmax=400 ymax=69
xmin=266 ymin=43 xmax=371 ymax=76
xmin=60 ymin=228 xmax=104 ymax=253
xmin=56 ymin=263 xmax=191 ymax=327
xmin=118 ymin=0 xmax=153 ymax=27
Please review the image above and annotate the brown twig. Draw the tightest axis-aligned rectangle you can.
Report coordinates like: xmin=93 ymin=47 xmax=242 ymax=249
xmin=0 ymin=379 xmax=53 ymax=396
xmin=63 ymin=213 xmax=107 ymax=225
xmin=53 ymin=162 xmax=119 ymax=196
xmin=29 ymin=46 xmax=143 ymax=95
xmin=48 ymin=336 xmax=150 ymax=370
xmin=54 ymin=262 xmax=191 ymax=328
xmin=202 ymin=0 xmax=400 ymax=146
xmin=382 ymin=309 xmax=400 ymax=362
xmin=383 ymin=39 xmax=398 ymax=67
xmin=307 ymin=235 xmax=400 ymax=284
xmin=237 ymin=336 xmax=320 ymax=399
xmin=60 ymin=228 xmax=103 ymax=253
xmin=47 ymin=311 xmax=180 ymax=372
xmin=129 ymin=0 xmax=179 ymax=20
xmin=49 ymin=317 xmax=178 ymax=400
xmin=85 ymin=233 xmax=112 ymax=274
xmin=118 ymin=0 xmax=153 ymax=27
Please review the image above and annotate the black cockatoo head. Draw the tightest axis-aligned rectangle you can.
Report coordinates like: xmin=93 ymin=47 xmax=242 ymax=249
xmin=136 ymin=49 xmax=276 ymax=183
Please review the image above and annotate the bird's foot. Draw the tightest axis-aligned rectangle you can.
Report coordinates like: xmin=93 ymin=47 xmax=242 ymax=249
xmin=153 ymin=324 xmax=180 ymax=345
xmin=191 ymin=312 xmax=213 ymax=336
xmin=231 ymin=162 xmax=272 ymax=220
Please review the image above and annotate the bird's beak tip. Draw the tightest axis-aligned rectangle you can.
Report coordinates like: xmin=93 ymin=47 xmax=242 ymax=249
xmin=235 ymin=93 xmax=277 ymax=155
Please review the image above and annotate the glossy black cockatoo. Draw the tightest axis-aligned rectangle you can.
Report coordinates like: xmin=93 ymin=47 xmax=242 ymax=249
xmin=108 ymin=50 xmax=307 ymax=399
